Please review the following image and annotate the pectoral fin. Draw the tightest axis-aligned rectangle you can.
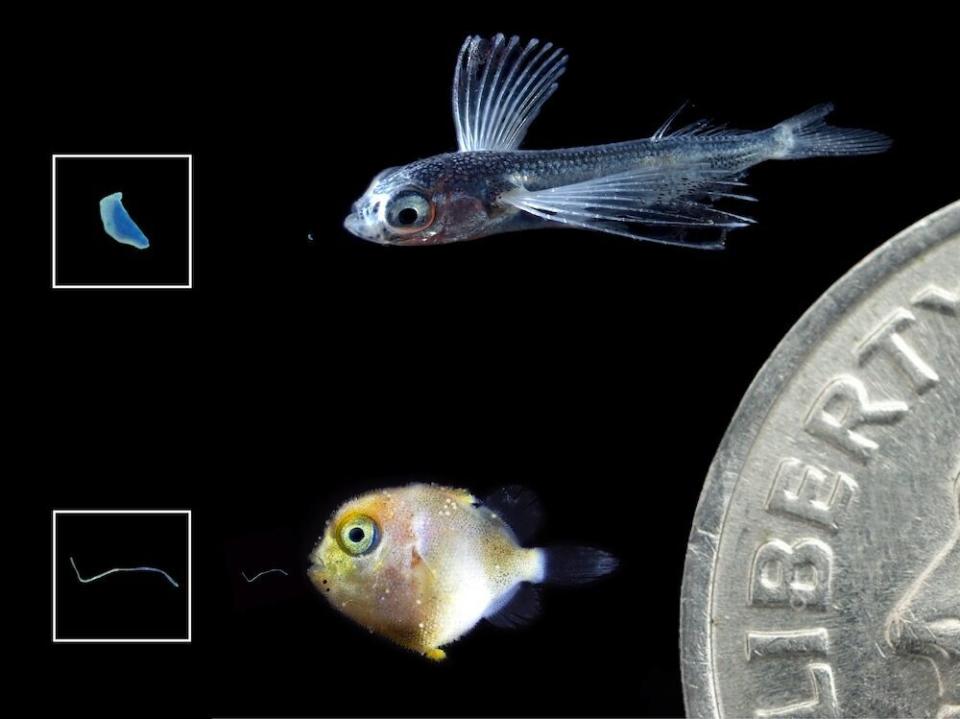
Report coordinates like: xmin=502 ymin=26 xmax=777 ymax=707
xmin=501 ymin=162 xmax=754 ymax=249
xmin=452 ymin=34 xmax=567 ymax=152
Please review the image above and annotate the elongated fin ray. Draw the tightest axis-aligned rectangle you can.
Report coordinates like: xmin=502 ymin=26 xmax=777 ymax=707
xmin=652 ymin=102 xmax=754 ymax=143
xmin=652 ymin=101 xmax=689 ymax=141
xmin=453 ymin=34 xmax=568 ymax=152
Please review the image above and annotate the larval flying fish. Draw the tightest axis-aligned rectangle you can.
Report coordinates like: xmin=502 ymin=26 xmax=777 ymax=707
xmin=344 ymin=34 xmax=890 ymax=248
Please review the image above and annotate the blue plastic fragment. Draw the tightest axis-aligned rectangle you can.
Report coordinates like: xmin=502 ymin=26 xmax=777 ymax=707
xmin=99 ymin=192 xmax=150 ymax=249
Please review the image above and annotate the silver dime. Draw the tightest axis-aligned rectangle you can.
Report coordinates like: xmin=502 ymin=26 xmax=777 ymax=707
xmin=681 ymin=202 xmax=960 ymax=719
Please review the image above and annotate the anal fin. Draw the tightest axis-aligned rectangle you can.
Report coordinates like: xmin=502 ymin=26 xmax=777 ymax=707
xmin=484 ymin=582 xmax=541 ymax=629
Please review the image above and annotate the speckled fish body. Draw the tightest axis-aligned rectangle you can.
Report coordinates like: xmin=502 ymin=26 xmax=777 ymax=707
xmin=344 ymin=34 xmax=889 ymax=249
xmin=308 ymin=483 xmax=615 ymax=660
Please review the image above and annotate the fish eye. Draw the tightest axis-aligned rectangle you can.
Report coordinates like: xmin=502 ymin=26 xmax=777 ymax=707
xmin=384 ymin=190 xmax=435 ymax=233
xmin=337 ymin=514 xmax=380 ymax=556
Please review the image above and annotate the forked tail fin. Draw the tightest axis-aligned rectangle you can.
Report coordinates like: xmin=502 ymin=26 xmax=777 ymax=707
xmin=773 ymin=103 xmax=891 ymax=159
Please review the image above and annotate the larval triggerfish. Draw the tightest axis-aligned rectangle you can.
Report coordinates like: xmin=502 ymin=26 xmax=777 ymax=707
xmin=308 ymin=483 xmax=617 ymax=660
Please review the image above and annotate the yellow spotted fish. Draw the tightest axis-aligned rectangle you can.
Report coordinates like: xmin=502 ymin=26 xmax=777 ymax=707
xmin=308 ymin=483 xmax=617 ymax=660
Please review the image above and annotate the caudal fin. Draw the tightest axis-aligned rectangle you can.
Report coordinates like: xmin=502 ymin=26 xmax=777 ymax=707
xmin=542 ymin=546 xmax=618 ymax=585
xmin=773 ymin=103 xmax=891 ymax=159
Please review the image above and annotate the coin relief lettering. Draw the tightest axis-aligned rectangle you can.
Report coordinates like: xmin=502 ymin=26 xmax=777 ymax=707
xmin=746 ymin=628 xmax=830 ymax=660
xmin=913 ymin=283 xmax=959 ymax=316
xmin=749 ymin=538 xmax=834 ymax=610
xmin=856 ymin=308 xmax=940 ymax=393
xmin=754 ymin=663 xmax=840 ymax=719
xmin=803 ymin=376 xmax=908 ymax=463
xmin=747 ymin=630 xmax=839 ymax=719
xmin=766 ymin=458 xmax=858 ymax=532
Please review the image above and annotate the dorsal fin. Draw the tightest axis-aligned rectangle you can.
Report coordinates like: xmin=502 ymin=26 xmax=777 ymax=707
xmin=652 ymin=101 xmax=689 ymax=141
xmin=484 ymin=582 xmax=541 ymax=628
xmin=452 ymin=34 xmax=568 ymax=152
xmin=483 ymin=486 xmax=543 ymax=544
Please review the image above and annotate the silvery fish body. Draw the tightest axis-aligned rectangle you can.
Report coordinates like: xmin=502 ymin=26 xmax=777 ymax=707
xmin=344 ymin=34 xmax=890 ymax=248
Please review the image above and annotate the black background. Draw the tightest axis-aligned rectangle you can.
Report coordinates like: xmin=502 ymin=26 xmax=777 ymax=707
xmin=55 ymin=513 xmax=188 ymax=639
xmin=18 ymin=5 xmax=959 ymax=718
xmin=54 ymin=157 xmax=190 ymax=286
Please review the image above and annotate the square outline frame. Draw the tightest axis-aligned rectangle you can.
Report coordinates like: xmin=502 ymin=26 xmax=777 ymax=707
xmin=52 ymin=509 xmax=192 ymax=643
xmin=51 ymin=154 xmax=194 ymax=289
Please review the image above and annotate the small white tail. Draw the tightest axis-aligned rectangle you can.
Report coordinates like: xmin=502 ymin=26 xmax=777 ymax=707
xmin=774 ymin=103 xmax=891 ymax=159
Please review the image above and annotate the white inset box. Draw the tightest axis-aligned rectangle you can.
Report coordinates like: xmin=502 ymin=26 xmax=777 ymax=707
xmin=52 ymin=509 xmax=192 ymax=643
xmin=51 ymin=154 xmax=193 ymax=289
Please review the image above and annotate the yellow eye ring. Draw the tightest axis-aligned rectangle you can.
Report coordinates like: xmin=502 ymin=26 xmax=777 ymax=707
xmin=336 ymin=514 xmax=380 ymax=556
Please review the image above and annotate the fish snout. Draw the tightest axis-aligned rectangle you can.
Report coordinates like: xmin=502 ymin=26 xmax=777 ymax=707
xmin=344 ymin=201 xmax=390 ymax=244
xmin=343 ymin=212 xmax=365 ymax=238
xmin=344 ymin=213 xmax=387 ymax=244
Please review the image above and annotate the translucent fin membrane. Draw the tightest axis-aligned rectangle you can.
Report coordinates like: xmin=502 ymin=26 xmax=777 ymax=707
xmin=775 ymin=103 xmax=892 ymax=158
xmin=503 ymin=163 xmax=754 ymax=249
xmin=453 ymin=34 xmax=567 ymax=152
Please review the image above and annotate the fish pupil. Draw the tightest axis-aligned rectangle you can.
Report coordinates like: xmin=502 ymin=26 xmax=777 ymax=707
xmin=349 ymin=527 xmax=365 ymax=543
xmin=397 ymin=207 xmax=419 ymax=225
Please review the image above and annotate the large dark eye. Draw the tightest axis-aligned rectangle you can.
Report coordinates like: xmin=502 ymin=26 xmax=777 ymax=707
xmin=385 ymin=190 xmax=435 ymax=232
xmin=336 ymin=514 xmax=380 ymax=556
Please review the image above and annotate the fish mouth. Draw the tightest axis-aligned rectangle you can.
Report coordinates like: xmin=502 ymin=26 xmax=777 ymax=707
xmin=307 ymin=559 xmax=327 ymax=586
xmin=343 ymin=213 xmax=388 ymax=244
